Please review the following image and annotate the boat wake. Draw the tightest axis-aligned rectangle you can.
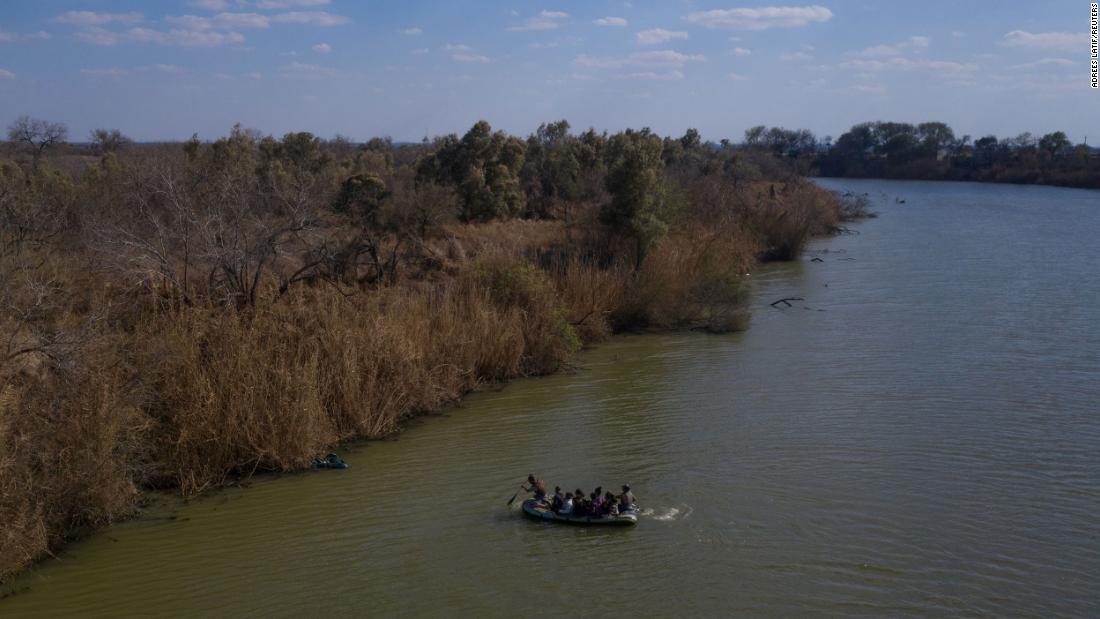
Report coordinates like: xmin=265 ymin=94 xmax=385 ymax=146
xmin=640 ymin=504 xmax=693 ymax=521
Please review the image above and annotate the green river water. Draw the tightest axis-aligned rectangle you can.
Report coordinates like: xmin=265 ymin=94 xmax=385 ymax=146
xmin=3 ymin=178 xmax=1099 ymax=618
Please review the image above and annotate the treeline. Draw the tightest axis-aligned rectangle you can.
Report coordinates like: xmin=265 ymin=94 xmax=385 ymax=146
xmin=721 ymin=119 xmax=1100 ymax=190
xmin=0 ymin=116 xmax=853 ymax=582
xmin=817 ymin=121 xmax=1100 ymax=188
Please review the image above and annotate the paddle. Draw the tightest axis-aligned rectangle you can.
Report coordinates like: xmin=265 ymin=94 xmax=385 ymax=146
xmin=507 ymin=485 xmax=524 ymax=507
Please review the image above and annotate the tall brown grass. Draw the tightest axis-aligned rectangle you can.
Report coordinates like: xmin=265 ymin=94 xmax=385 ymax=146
xmin=747 ymin=181 xmax=841 ymax=261
xmin=0 ymin=169 xmax=843 ymax=583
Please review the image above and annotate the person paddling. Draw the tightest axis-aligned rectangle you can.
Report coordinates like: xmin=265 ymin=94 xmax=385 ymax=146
xmin=524 ymin=474 xmax=548 ymax=502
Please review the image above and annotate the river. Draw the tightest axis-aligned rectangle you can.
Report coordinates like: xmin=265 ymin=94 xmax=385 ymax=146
xmin=3 ymin=179 xmax=1099 ymax=618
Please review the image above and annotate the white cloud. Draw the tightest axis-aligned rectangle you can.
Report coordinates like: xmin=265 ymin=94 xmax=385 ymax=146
xmin=213 ymin=12 xmax=272 ymax=29
xmin=53 ymin=11 xmax=143 ymax=26
xmin=453 ymin=53 xmax=491 ymax=63
xmin=852 ymin=84 xmax=886 ymax=94
xmin=126 ymin=27 xmax=246 ymax=47
xmin=443 ymin=43 xmax=472 ymax=51
xmin=270 ymin=12 xmax=350 ymax=26
xmin=151 ymin=63 xmax=186 ymax=73
xmin=189 ymin=0 xmax=230 ymax=10
xmin=575 ymin=49 xmax=705 ymax=69
xmin=683 ymin=5 xmax=832 ymax=30
xmin=312 ymin=42 xmax=332 ymax=53
xmin=779 ymin=51 xmax=812 ymax=61
xmin=247 ymin=71 xmax=262 ymax=79
xmin=81 ymin=67 xmax=129 ymax=78
xmin=636 ymin=28 xmax=688 ymax=45
xmin=593 ymin=17 xmax=627 ymax=27
xmin=574 ymin=54 xmax=623 ymax=69
xmin=399 ymin=27 xmax=423 ymax=35
xmin=0 ymin=30 xmax=51 ymax=43
xmin=621 ymin=70 xmax=684 ymax=80
xmin=278 ymin=61 xmax=337 ymax=77
xmin=631 ymin=50 xmax=705 ymax=66
xmin=508 ymin=10 xmax=569 ymax=31
xmin=255 ymin=0 xmax=332 ymax=8
xmin=841 ymin=57 xmax=977 ymax=72
xmin=852 ymin=35 xmax=929 ymax=57
xmin=411 ymin=48 xmax=429 ymax=55
xmin=1011 ymin=57 xmax=1074 ymax=70
xmin=1002 ymin=30 xmax=1082 ymax=52
xmin=728 ymin=72 xmax=747 ymax=80
xmin=166 ymin=13 xmax=271 ymax=30
xmin=731 ymin=47 xmax=751 ymax=56
xmin=0 ymin=69 xmax=16 ymax=79
xmin=74 ymin=28 xmax=122 ymax=45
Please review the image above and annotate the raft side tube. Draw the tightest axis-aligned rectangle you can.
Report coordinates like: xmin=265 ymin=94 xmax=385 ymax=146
xmin=520 ymin=499 xmax=638 ymax=526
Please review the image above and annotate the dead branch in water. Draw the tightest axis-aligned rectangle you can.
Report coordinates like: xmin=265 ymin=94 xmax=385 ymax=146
xmin=770 ymin=297 xmax=804 ymax=308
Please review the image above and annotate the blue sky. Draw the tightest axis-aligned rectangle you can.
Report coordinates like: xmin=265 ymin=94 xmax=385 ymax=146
xmin=0 ymin=1 xmax=1094 ymax=142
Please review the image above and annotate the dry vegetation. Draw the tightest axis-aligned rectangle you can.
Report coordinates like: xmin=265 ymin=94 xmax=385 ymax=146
xmin=0 ymin=118 xmax=852 ymax=581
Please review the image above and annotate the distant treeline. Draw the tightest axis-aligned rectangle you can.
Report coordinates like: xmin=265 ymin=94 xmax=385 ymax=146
xmin=734 ymin=121 xmax=1100 ymax=190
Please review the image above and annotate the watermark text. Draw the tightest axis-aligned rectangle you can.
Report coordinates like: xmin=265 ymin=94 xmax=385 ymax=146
xmin=1092 ymin=2 xmax=1098 ymax=88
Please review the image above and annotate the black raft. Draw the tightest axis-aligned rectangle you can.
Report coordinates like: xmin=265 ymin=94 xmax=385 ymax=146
xmin=312 ymin=453 xmax=349 ymax=469
xmin=521 ymin=499 xmax=638 ymax=526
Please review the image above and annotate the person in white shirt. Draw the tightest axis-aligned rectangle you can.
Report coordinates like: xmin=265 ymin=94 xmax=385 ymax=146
xmin=557 ymin=495 xmax=574 ymax=515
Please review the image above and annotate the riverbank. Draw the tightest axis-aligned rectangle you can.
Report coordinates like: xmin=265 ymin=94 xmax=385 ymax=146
xmin=1 ymin=124 xmax=858 ymax=582
xmin=814 ymin=169 xmax=1100 ymax=191
xmin=6 ymin=178 xmax=1100 ymax=617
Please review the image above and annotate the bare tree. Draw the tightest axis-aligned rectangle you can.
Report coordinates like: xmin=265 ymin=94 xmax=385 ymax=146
xmin=89 ymin=128 xmax=131 ymax=155
xmin=7 ymin=116 xmax=69 ymax=173
xmin=98 ymin=129 xmax=333 ymax=308
xmin=0 ymin=163 xmax=86 ymax=374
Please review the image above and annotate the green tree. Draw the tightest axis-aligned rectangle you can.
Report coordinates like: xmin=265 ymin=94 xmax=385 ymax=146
xmin=89 ymin=128 xmax=130 ymax=155
xmin=974 ymin=135 xmax=1000 ymax=164
xmin=915 ymin=121 xmax=955 ymax=155
xmin=418 ymin=120 xmax=527 ymax=222
xmin=1038 ymin=131 xmax=1071 ymax=158
xmin=743 ymin=125 xmax=767 ymax=147
xmin=600 ymin=129 xmax=671 ymax=268
xmin=680 ymin=128 xmax=702 ymax=151
xmin=521 ymin=120 xmax=582 ymax=218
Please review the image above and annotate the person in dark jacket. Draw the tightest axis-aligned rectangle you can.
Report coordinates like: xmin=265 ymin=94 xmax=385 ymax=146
xmin=550 ymin=486 xmax=564 ymax=511
xmin=572 ymin=489 xmax=588 ymax=517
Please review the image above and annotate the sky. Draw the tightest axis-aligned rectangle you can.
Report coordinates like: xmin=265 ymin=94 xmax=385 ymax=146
xmin=0 ymin=1 xmax=1095 ymax=143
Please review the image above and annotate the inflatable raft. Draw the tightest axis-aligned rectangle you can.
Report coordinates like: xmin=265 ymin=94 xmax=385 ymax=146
xmin=521 ymin=499 xmax=638 ymax=526
xmin=312 ymin=453 xmax=349 ymax=469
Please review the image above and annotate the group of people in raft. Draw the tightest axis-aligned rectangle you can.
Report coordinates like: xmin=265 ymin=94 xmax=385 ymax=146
xmin=524 ymin=474 xmax=636 ymax=518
